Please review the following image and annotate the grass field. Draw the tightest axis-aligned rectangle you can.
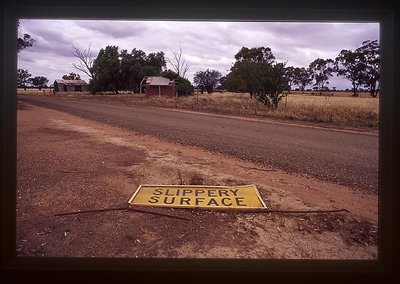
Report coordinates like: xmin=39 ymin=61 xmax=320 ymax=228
xmin=17 ymin=89 xmax=379 ymax=131
xmin=132 ymin=91 xmax=379 ymax=130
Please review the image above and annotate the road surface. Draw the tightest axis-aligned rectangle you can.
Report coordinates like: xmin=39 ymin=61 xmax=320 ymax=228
xmin=18 ymin=94 xmax=378 ymax=192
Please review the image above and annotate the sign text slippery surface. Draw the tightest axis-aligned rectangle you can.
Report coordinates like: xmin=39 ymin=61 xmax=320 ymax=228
xmin=128 ymin=185 xmax=266 ymax=209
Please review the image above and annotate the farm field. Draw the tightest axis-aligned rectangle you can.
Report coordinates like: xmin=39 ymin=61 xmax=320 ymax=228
xmin=18 ymin=89 xmax=379 ymax=132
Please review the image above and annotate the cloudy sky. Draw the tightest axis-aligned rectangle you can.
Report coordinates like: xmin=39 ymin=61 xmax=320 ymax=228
xmin=18 ymin=20 xmax=379 ymax=90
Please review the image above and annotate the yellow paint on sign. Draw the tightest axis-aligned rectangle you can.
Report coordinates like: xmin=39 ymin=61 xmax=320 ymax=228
xmin=128 ymin=184 xmax=266 ymax=209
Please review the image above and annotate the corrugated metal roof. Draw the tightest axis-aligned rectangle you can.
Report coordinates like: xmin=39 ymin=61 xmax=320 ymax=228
xmin=146 ymin=76 xmax=172 ymax=86
xmin=55 ymin=79 xmax=87 ymax=85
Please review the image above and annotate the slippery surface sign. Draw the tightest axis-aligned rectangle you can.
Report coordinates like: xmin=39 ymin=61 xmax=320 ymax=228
xmin=128 ymin=184 xmax=267 ymax=209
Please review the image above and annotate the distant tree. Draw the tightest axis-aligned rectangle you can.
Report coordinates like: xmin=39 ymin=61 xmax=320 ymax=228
xmin=218 ymin=76 xmax=226 ymax=90
xmin=160 ymin=69 xmax=179 ymax=81
xmin=284 ymin=66 xmax=296 ymax=93
xmin=91 ymin=45 xmax=120 ymax=93
xmin=119 ymin=48 xmax=145 ymax=92
xmin=234 ymin=46 xmax=275 ymax=64
xmin=72 ymin=43 xmax=95 ymax=79
xmin=17 ymin=34 xmax=34 ymax=53
xmin=225 ymin=46 xmax=287 ymax=109
xmin=88 ymin=45 xmax=168 ymax=93
xmin=29 ymin=76 xmax=48 ymax=90
xmin=225 ymin=46 xmax=277 ymax=97
xmin=130 ymin=48 xmax=147 ymax=64
xmin=144 ymin=51 xmax=167 ymax=75
xmin=356 ymin=40 xmax=380 ymax=97
xmin=161 ymin=69 xmax=193 ymax=96
xmin=253 ymin=62 xmax=288 ymax=109
xmin=17 ymin=21 xmax=34 ymax=53
xmin=17 ymin=69 xmax=31 ymax=90
xmin=335 ymin=49 xmax=365 ymax=97
xmin=193 ymin=69 xmax=222 ymax=94
xmin=62 ymin=72 xmax=81 ymax=80
xmin=119 ymin=48 xmax=166 ymax=92
xmin=292 ymin=67 xmax=312 ymax=92
xmin=166 ymin=43 xmax=191 ymax=79
xmin=224 ymin=70 xmax=248 ymax=94
xmin=176 ymin=77 xmax=194 ymax=97
xmin=309 ymin=58 xmax=335 ymax=95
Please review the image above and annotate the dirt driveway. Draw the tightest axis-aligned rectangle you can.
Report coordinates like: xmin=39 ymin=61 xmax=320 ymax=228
xmin=17 ymin=101 xmax=378 ymax=259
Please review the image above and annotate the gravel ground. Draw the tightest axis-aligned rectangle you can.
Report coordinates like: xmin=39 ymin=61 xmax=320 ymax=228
xmin=16 ymin=101 xmax=378 ymax=259
xmin=18 ymin=94 xmax=379 ymax=193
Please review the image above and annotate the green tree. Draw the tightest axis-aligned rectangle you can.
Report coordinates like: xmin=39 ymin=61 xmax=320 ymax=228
xmin=119 ymin=48 xmax=167 ymax=93
xmin=234 ymin=46 xmax=275 ymax=64
xmin=335 ymin=49 xmax=365 ymax=97
xmin=62 ymin=72 xmax=81 ymax=80
xmin=225 ymin=61 xmax=261 ymax=97
xmin=284 ymin=66 xmax=296 ymax=93
xmin=160 ymin=69 xmax=178 ymax=81
xmin=193 ymin=69 xmax=222 ymax=94
xmin=292 ymin=67 xmax=312 ymax=92
xmin=356 ymin=40 xmax=380 ymax=97
xmin=29 ymin=76 xmax=48 ymax=90
xmin=90 ymin=46 xmax=167 ymax=93
xmin=225 ymin=46 xmax=276 ymax=97
xmin=225 ymin=46 xmax=287 ymax=109
xmin=144 ymin=51 xmax=167 ymax=75
xmin=17 ymin=69 xmax=31 ymax=90
xmin=91 ymin=45 xmax=120 ymax=93
xmin=119 ymin=48 xmax=146 ymax=92
xmin=161 ymin=69 xmax=193 ymax=96
xmin=223 ymin=70 xmax=248 ymax=93
xmin=309 ymin=58 xmax=335 ymax=95
xmin=251 ymin=62 xmax=288 ymax=109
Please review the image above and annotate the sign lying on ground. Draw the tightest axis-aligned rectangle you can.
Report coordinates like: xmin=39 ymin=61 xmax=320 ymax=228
xmin=128 ymin=184 xmax=267 ymax=209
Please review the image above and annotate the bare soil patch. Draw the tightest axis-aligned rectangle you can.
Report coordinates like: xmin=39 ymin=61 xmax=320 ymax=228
xmin=17 ymin=102 xmax=378 ymax=259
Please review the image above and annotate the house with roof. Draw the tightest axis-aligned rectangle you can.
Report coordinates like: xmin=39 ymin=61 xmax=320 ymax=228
xmin=140 ymin=76 xmax=176 ymax=97
xmin=53 ymin=79 xmax=89 ymax=92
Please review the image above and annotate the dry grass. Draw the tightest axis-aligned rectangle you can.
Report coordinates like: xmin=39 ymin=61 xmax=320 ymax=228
xmin=18 ymin=89 xmax=379 ymax=130
xmin=275 ymin=92 xmax=379 ymax=128
xmin=131 ymin=91 xmax=379 ymax=130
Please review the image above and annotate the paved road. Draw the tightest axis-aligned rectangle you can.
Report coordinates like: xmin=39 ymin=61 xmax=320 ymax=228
xmin=18 ymin=95 xmax=378 ymax=192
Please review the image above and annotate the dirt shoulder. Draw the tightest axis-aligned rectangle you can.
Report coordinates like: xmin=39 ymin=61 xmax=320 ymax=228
xmin=17 ymin=101 xmax=378 ymax=259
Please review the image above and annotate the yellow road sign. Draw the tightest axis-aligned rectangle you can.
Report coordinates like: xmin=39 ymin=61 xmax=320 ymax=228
xmin=128 ymin=184 xmax=266 ymax=209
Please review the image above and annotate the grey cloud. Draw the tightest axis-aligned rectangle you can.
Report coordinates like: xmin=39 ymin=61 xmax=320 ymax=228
xmin=22 ymin=20 xmax=75 ymax=45
xmin=18 ymin=52 xmax=35 ymax=64
xmin=234 ymin=22 xmax=378 ymax=55
xmin=75 ymin=20 xmax=147 ymax=39
xmin=20 ymin=20 xmax=85 ymax=62
xmin=18 ymin=20 xmax=379 ymax=90
xmin=26 ymin=36 xmax=74 ymax=60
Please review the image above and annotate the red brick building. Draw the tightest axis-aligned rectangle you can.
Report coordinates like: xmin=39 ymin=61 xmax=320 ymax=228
xmin=140 ymin=76 xmax=176 ymax=97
